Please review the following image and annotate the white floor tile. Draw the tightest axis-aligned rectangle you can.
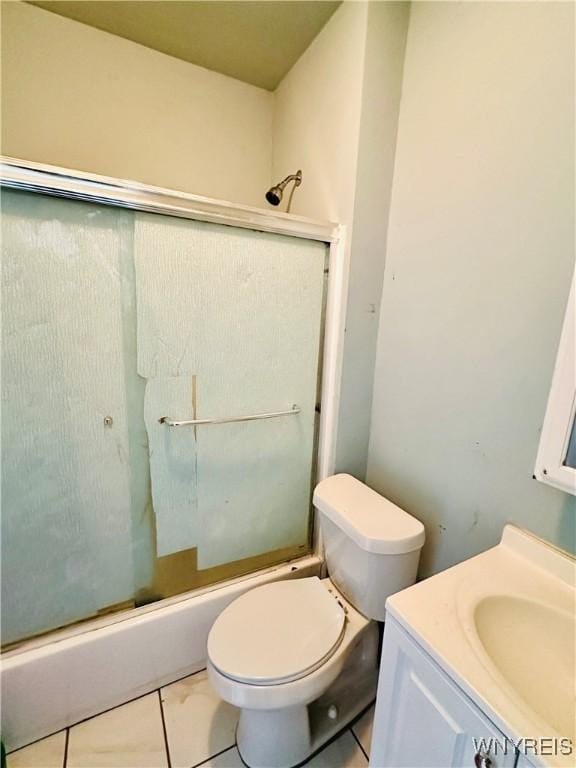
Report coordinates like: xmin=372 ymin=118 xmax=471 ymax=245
xmin=66 ymin=693 xmax=168 ymax=768
xmin=306 ymin=731 xmax=368 ymax=767
xmin=160 ymin=670 xmax=239 ymax=768
xmin=352 ymin=704 xmax=375 ymax=756
xmin=199 ymin=746 xmax=243 ymax=768
xmin=200 ymin=730 xmax=367 ymax=768
xmin=7 ymin=732 xmax=66 ymax=768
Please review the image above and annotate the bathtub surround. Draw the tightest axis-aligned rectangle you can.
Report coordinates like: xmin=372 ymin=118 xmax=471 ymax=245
xmin=367 ymin=1 xmax=576 ymax=575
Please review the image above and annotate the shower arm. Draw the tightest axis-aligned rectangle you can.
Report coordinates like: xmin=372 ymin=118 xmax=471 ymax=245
xmin=285 ymin=178 xmax=298 ymax=214
xmin=265 ymin=170 xmax=302 ymax=212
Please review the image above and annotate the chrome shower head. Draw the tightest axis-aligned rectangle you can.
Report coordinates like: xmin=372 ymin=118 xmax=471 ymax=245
xmin=265 ymin=185 xmax=284 ymax=206
xmin=265 ymin=170 xmax=302 ymax=211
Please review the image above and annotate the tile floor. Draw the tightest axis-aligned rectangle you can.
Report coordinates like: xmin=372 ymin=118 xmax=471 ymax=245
xmin=6 ymin=669 xmax=375 ymax=768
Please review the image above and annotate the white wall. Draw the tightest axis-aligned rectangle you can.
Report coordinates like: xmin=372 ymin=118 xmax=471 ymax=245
xmin=273 ymin=1 xmax=409 ymax=476
xmin=272 ymin=1 xmax=368 ymax=223
xmin=367 ymin=1 xmax=576 ymax=577
xmin=335 ymin=1 xmax=409 ymax=476
xmin=1 ymin=2 xmax=273 ymax=206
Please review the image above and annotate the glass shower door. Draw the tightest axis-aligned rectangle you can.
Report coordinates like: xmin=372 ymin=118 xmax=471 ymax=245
xmin=134 ymin=212 xmax=325 ymax=569
xmin=1 ymin=190 xmax=142 ymax=645
xmin=1 ymin=189 xmax=326 ymax=646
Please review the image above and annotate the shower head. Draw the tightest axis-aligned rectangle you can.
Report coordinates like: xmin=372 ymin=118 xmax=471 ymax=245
xmin=265 ymin=185 xmax=284 ymax=207
xmin=265 ymin=170 xmax=302 ymax=210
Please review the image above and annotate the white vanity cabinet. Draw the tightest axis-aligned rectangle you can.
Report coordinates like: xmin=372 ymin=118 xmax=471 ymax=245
xmin=370 ymin=617 xmax=518 ymax=768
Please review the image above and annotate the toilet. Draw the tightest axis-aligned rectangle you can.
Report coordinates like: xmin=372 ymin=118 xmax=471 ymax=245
xmin=207 ymin=474 xmax=425 ymax=768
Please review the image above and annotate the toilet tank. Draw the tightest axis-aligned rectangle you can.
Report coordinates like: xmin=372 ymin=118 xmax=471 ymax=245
xmin=313 ymin=474 xmax=425 ymax=621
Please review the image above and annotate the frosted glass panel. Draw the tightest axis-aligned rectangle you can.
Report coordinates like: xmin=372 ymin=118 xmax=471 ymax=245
xmin=1 ymin=190 xmax=325 ymax=645
xmin=134 ymin=215 xmax=325 ymax=567
xmin=144 ymin=376 xmax=198 ymax=555
xmin=1 ymin=191 xmax=138 ymax=644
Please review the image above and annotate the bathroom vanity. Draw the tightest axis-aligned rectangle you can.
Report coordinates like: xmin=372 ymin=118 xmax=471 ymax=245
xmin=370 ymin=526 xmax=575 ymax=768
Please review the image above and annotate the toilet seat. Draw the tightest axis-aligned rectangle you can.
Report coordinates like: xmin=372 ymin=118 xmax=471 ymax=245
xmin=208 ymin=577 xmax=346 ymax=686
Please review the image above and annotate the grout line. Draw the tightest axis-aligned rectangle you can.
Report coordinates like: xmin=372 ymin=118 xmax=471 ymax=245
xmin=6 ymin=667 xmax=208 ymax=755
xmin=191 ymin=719 xmax=370 ymax=768
xmin=350 ymin=726 xmax=369 ymax=763
xmin=63 ymin=687 xmax=167 ymax=733
xmin=191 ymin=743 xmax=238 ymax=768
xmin=159 ymin=666 xmax=207 ymax=692
xmin=62 ymin=728 xmax=70 ymax=768
xmin=6 ymin=728 xmax=68 ymax=758
xmin=158 ymin=690 xmax=172 ymax=768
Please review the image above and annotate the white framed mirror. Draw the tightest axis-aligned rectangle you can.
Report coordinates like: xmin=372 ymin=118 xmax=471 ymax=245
xmin=534 ymin=270 xmax=576 ymax=494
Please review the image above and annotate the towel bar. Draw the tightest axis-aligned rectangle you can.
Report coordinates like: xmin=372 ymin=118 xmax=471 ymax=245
xmin=159 ymin=405 xmax=300 ymax=427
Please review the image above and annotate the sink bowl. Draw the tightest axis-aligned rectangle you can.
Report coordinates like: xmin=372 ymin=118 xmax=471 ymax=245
xmin=474 ymin=595 xmax=575 ymax=740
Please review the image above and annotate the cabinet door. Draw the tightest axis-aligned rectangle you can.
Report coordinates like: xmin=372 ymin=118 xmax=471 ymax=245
xmin=370 ymin=618 xmax=517 ymax=768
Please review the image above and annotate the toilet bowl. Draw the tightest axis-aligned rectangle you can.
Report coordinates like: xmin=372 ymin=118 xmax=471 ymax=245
xmin=208 ymin=577 xmax=379 ymax=768
xmin=207 ymin=474 xmax=425 ymax=768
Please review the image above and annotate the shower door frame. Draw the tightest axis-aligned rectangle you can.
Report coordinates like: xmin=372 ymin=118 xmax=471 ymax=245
xmin=0 ymin=154 xmax=349 ymax=622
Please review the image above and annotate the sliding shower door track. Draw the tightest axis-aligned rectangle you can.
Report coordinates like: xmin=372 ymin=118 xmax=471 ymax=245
xmin=2 ymin=553 xmax=322 ymax=657
xmin=0 ymin=156 xmax=337 ymax=242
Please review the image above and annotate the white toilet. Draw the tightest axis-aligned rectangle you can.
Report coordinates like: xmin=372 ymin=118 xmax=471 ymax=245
xmin=207 ymin=474 xmax=425 ymax=768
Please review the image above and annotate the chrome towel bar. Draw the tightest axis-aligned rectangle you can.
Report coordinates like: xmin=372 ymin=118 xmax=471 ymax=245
xmin=159 ymin=404 xmax=300 ymax=428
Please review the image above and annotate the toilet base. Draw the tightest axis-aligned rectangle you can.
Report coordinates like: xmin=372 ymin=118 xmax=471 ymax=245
xmin=236 ymin=622 xmax=379 ymax=768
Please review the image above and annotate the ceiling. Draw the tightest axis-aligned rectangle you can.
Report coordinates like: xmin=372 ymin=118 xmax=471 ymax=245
xmin=28 ymin=1 xmax=341 ymax=91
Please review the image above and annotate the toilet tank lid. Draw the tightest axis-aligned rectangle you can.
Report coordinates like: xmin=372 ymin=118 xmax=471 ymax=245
xmin=313 ymin=474 xmax=425 ymax=555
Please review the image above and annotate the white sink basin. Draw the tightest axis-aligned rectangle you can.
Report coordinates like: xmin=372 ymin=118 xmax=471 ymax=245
xmin=385 ymin=525 xmax=576 ymax=767
xmin=474 ymin=595 xmax=575 ymax=741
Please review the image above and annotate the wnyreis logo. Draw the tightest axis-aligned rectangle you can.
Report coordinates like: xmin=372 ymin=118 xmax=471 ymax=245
xmin=472 ymin=737 xmax=574 ymax=757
